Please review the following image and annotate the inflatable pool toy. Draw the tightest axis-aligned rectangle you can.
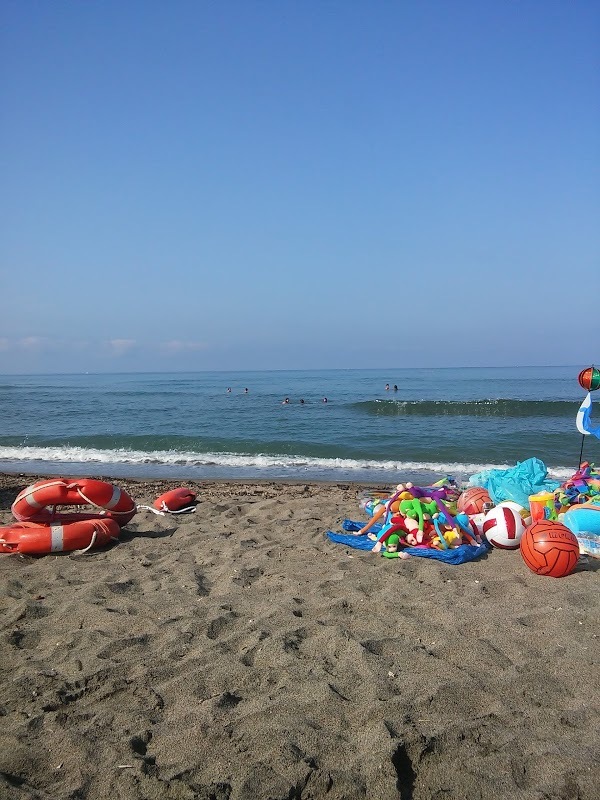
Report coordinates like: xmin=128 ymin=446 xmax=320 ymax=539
xmin=561 ymin=503 xmax=600 ymax=537
xmin=557 ymin=463 xmax=600 ymax=506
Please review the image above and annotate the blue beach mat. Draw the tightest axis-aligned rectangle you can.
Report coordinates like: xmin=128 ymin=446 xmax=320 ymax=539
xmin=327 ymin=524 xmax=492 ymax=564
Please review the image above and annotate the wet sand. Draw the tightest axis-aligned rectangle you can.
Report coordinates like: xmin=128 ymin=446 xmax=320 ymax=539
xmin=0 ymin=473 xmax=598 ymax=800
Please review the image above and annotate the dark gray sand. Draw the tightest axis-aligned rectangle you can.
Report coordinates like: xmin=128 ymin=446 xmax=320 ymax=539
xmin=1 ymin=474 xmax=598 ymax=800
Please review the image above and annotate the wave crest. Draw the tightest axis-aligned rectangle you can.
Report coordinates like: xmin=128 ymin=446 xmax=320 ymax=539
xmin=355 ymin=399 xmax=577 ymax=417
xmin=0 ymin=444 xmax=575 ymax=481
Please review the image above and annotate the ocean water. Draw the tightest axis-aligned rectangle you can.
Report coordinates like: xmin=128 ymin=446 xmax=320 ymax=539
xmin=0 ymin=367 xmax=598 ymax=485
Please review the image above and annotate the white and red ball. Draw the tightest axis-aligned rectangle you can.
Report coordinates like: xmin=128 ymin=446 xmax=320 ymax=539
xmin=496 ymin=500 xmax=532 ymax=527
xmin=465 ymin=512 xmax=486 ymax=538
xmin=482 ymin=505 xmax=526 ymax=549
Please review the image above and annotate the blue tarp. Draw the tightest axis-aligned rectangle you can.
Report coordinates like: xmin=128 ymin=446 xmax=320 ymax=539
xmin=468 ymin=457 xmax=560 ymax=507
xmin=326 ymin=525 xmax=492 ymax=564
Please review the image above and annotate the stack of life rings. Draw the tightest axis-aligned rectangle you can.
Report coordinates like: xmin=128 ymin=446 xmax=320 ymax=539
xmin=0 ymin=478 xmax=136 ymax=556
xmin=0 ymin=480 xmax=198 ymax=556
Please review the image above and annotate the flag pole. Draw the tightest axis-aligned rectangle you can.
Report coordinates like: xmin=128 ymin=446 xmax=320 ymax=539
xmin=578 ymin=433 xmax=585 ymax=470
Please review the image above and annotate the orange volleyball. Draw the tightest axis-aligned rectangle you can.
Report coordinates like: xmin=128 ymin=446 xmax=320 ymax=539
xmin=457 ymin=487 xmax=491 ymax=516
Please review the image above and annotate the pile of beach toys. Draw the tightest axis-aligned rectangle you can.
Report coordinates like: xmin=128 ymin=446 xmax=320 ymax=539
xmin=328 ymin=460 xmax=600 ymax=576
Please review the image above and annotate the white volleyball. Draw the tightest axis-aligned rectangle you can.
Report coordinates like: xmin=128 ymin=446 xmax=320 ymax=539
xmin=483 ymin=505 xmax=526 ymax=550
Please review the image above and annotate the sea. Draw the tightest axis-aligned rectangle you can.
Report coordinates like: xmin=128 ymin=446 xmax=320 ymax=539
xmin=1 ymin=366 xmax=598 ymax=486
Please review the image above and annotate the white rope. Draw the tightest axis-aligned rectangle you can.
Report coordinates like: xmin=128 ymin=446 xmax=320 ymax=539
xmin=16 ymin=479 xmax=68 ymax=504
xmin=69 ymin=531 xmax=120 ymax=557
xmin=159 ymin=502 xmax=196 ymax=514
xmin=135 ymin=504 xmax=166 ymax=516
xmin=15 ymin=480 xmax=135 ymax=518
xmin=74 ymin=486 xmax=136 ymax=517
xmin=69 ymin=530 xmax=98 ymax=556
xmin=135 ymin=503 xmax=195 ymax=515
xmin=17 ymin=480 xmax=195 ymax=519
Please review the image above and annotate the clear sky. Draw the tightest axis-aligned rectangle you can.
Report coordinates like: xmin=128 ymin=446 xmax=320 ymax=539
xmin=1 ymin=0 xmax=598 ymax=374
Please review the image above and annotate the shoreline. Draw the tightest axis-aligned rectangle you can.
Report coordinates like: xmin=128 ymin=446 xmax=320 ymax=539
xmin=1 ymin=473 xmax=598 ymax=799
xmin=0 ymin=459 xmax=456 ymax=487
xmin=0 ymin=471 xmax=394 ymax=506
xmin=0 ymin=470 xmax=394 ymax=488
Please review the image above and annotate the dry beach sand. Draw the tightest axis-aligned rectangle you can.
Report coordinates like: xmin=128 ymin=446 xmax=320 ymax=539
xmin=0 ymin=473 xmax=598 ymax=800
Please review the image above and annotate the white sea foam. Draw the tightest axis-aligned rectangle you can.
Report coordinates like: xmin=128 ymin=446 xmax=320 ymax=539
xmin=0 ymin=445 xmax=576 ymax=481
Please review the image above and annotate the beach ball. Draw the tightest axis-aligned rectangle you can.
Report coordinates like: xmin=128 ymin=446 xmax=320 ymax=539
xmin=577 ymin=367 xmax=600 ymax=392
xmin=482 ymin=505 xmax=526 ymax=550
xmin=465 ymin=512 xmax=486 ymax=537
xmin=520 ymin=521 xmax=580 ymax=578
xmin=496 ymin=500 xmax=532 ymax=526
xmin=457 ymin=487 xmax=491 ymax=516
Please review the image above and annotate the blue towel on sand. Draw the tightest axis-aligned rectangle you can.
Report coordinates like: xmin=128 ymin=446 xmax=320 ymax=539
xmin=342 ymin=518 xmax=382 ymax=533
xmin=326 ymin=527 xmax=491 ymax=564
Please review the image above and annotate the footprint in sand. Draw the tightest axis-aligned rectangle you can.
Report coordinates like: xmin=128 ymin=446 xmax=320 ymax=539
xmin=232 ymin=567 xmax=262 ymax=588
xmin=7 ymin=628 xmax=41 ymax=650
xmin=282 ymin=627 xmax=307 ymax=653
xmin=106 ymin=578 xmax=138 ymax=595
xmin=206 ymin=611 xmax=239 ymax=640
xmin=193 ymin=568 xmax=211 ymax=596
xmin=97 ymin=634 xmax=151 ymax=660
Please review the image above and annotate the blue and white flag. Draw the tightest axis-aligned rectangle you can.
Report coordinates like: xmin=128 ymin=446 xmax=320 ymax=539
xmin=576 ymin=392 xmax=600 ymax=439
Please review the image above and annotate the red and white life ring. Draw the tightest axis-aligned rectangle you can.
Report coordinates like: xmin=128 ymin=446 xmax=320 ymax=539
xmin=11 ymin=478 xmax=137 ymax=527
xmin=0 ymin=518 xmax=121 ymax=555
xmin=153 ymin=487 xmax=196 ymax=513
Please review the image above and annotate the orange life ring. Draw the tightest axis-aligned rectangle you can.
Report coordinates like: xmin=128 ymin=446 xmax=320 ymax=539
xmin=153 ymin=487 xmax=196 ymax=513
xmin=0 ymin=518 xmax=121 ymax=555
xmin=11 ymin=478 xmax=137 ymax=527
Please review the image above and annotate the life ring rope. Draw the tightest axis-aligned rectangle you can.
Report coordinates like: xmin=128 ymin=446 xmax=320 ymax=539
xmin=12 ymin=479 xmax=137 ymax=527
xmin=134 ymin=503 xmax=196 ymax=516
xmin=135 ymin=504 xmax=166 ymax=516
xmin=70 ymin=528 xmax=119 ymax=556
xmin=77 ymin=530 xmax=98 ymax=554
xmin=18 ymin=479 xmax=71 ymax=508
xmin=0 ymin=519 xmax=121 ymax=555
xmin=159 ymin=501 xmax=196 ymax=514
xmin=11 ymin=479 xmax=194 ymax=534
xmin=73 ymin=486 xmax=135 ymax=516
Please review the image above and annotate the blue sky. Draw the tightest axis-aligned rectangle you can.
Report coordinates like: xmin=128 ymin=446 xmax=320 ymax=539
xmin=1 ymin=0 xmax=598 ymax=373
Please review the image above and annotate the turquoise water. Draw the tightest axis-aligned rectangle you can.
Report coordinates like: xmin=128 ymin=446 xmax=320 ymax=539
xmin=0 ymin=367 xmax=598 ymax=483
